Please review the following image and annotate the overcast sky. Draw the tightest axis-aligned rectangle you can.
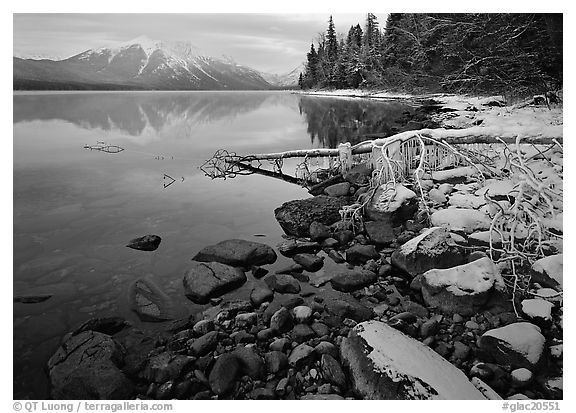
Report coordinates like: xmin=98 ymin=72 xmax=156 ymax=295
xmin=13 ymin=13 xmax=378 ymax=74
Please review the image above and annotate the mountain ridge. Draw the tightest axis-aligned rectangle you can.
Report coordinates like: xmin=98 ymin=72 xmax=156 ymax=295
xmin=14 ymin=37 xmax=300 ymax=90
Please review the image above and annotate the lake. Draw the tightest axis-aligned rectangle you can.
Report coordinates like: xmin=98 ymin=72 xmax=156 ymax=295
xmin=13 ymin=91 xmax=416 ymax=399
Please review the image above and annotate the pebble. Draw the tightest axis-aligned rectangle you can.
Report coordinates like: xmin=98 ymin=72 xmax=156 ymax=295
xmin=452 ymin=341 xmax=470 ymax=361
xmin=453 ymin=314 xmax=465 ymax=323
xmin=288 ymin=344 xmax=315 ymax=368
xmin=257 ymin=328 xmax=274 ymax=341
xmin=292 ymin=324 xmax=316 ymax=343
xmin=269 ymin=338 xmax=291 ymax=352
xmin=293 ymin=306 xmax=313 ymax=324
xmin=275 ymin=377 xmax=289 ymax=396
xmin=310 ymin=322 xmax=330 ymax=337
xmin=264 ymin=351 xmax=288 ymax=374
xmin=511 ymin=368 xmax=533 ymax=387
xmin=465 ymin=320 xmax=480 ymax=330
xmin=420 ymin=318 xmax=439 ymax=338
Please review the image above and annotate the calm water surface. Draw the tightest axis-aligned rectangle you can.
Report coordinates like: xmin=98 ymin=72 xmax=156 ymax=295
xmin=13 ymin=91 xmax=414 ymax=398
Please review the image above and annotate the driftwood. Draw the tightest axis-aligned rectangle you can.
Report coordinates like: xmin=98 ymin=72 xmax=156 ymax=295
xmin=235 ymin=127 xmax=563 ymax=161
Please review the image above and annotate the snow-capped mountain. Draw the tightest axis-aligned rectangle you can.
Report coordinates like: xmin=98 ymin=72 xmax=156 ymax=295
xmin=261 ymin=63 xmax=304 ymax=88
xmin=14 ymin=36 xmax=278 ymax=90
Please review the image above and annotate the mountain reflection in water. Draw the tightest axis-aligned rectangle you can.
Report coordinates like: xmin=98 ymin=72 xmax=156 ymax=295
xmin=14 ymin=92 xmax=415 ymax=146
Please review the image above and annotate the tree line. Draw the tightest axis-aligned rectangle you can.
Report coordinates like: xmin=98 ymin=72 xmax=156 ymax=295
xmin=299 ymin=13 xmax=562 ymax=96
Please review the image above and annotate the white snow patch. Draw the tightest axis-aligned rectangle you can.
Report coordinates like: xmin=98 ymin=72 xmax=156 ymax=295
xmin=423 ymin=257 xmax=501 ymax=295
xmin=356 ymin=321 xmax=485 ymax=399
xmin=483 ymin=322 xmax=545 ymax=366
xmin=399 ymin=227 xmax=443 ymax=255
xmin=371 ymin=184 xmax=416 ymax=213
xmin=430 ymin=208 xmax=491 ymax=234
xmin=449 ymin=193 xmax=486 ymax=209
xmin=521 ymin=299 xmax=553 ymax=322
xmin=532 ymin=254 xmax=563 ymax=288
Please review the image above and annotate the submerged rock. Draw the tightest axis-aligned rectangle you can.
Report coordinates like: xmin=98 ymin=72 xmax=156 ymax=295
xmin=129 ymin=278 xmax=176 ymax=322
xmin=478 ymin=322 xmax=545 ymax=369
xmin=264 ymin=274 xmax=301 ymax=294
xmin=391 ymin=227 xmax=464 ymax=277
xmin=183 ymin=262 xmax=247 ymax=304
xmin=126 ymin=234 xmax=162 ymax=251
xmin=274 ymin=195 xmax=349 ymax=238
xmin=340 ymin=321 xmax=485 ymax=399
xmin=193 ymin=239 xmax=277 ymax=267
xmin=47 ymin=330 xmax=133 ymax=399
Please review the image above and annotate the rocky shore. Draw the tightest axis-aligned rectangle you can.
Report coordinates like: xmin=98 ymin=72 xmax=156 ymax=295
xmin=44 ymin=95 xmax=563 ymax=401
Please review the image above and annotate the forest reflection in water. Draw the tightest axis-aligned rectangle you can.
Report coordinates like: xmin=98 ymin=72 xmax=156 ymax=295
xmin=14 ymin=92 xmax=416 ymax=147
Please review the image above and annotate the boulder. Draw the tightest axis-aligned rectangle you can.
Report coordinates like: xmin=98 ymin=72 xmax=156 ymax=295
xmin=421 ymin=257 xmax=504 ymax=316
xmin=264 ymin=274 xmax=301 ymax=294
xmin=345 ymin=244 xmax=380 ymax=264
xmin=232 ymin=346 xmax=266 ymax=379
xmin=531 ymin=254 xmax=563 ymax=290
xmin=391 ymin=227 xmax=464 ymax=277
xmin=330 ymin=269 xmax=377 ymax=292
xmin=340 ymin=321 xmax=485 ymax=399
xmin=364 ymin=220 xmax=395 ymax=245
xmin=128 ymin=278 xmax=175 ymax=322
xmin=193 ymin=239 xmax=276 ymax=267
xmin=365 ymin=184 xmax=418 ymax=225
xmin=126 ymin=234 xmax=162 ymax=251
xmin=324 ymin=182 xmax=350 ymax=197
xmin=277 ymin=239 xmax=321 ymax=257
xmin=274 ymin=195 xmax=349 ymax=237
xmin=209 ymin=353 xmax=240 ymax=395
xmin=478 ymin=322 xmax=545 ymax=369
xmin=47 ymin=331 xmax=133 ymax=399
xmin=430 ymin=208 xmax=491 ymax=234
xmin=183 ymin=262 xmax=247 ymax=304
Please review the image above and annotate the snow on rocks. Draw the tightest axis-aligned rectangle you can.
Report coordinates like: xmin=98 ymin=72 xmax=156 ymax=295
xmin=475 ymin=179 xmax=519 ymax=201
xmin=531 ymin=254 xmax=563 ymax=290
xmin=365 ymin=183 xmax=418 ymax=225
xmin=430 ymin=207 xmax=491 ymax=234
xmin=521 ymin=299 xmax=554 ymax=325
xmin=339 ymin=321 xmax=485 ymax=400
xmin=421 ymin=257 xmax=504 ymax=315
xmin=391 ymin=227 xmax=464 ymax=277
xmin=478 ymin=322 xmax=546 ymax=369
xmin=448 ymin=193 xmax=486 ymax=209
